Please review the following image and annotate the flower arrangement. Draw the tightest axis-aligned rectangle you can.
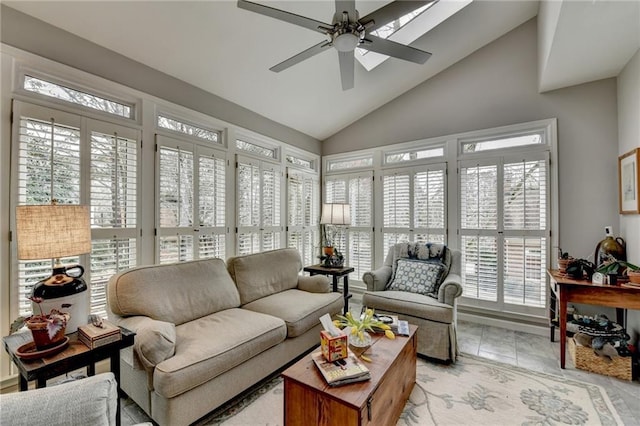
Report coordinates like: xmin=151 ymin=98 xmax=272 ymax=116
xmin=333 ymin=309 xmax=395 ymax=342
xmin=10 ymin=296 xmax=69 ymax=343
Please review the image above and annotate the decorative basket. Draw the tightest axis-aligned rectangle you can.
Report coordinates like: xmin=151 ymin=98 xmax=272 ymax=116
xmin=568 ymin=337 xmax=632 ymax=381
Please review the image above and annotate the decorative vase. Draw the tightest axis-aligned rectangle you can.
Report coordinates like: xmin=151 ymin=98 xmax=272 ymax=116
xmin=558 ymin=258 xmax=572 ymax=274
xmin=627 ymin=270 xmax=640 ymax=284
xmin=27 ymin=318 xmax=66 ymax=351
xmin=348 ymin=329 xmax=372 ymax=349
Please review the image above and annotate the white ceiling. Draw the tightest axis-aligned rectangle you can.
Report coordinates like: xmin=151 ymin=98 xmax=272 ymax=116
xmin=4 ymin=1 xmax=639 ymax=140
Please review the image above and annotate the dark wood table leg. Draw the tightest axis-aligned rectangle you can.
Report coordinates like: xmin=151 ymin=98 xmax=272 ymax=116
xmin=559 ymin=288 xmax=567 ymax=369
xmin=343 ymin=275 xmax=349 ymax=314
xmin=36 ymin=377 xmax=46 ymax=388
xmin=111 ymin=352 xmax=122 ymax=426
xmin=19 ymin=374 xmax=28 ymax=391
xmin=87 ymin=362 xmax=95 ymax=376
xmin=332 ymin=275 xmax=338 ymax=293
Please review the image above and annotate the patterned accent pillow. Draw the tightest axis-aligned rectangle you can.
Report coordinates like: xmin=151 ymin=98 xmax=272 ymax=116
xmin=386 ymin=259 xmax=446 ymax=295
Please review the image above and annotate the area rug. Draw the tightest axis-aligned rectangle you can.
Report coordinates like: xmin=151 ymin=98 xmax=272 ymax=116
xmin=197 ymin=354 xmax=623 ymax=425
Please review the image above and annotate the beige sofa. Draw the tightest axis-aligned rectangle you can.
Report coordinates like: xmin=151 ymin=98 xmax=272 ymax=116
xmin=107 ymin=248 xmax=343 ymax=425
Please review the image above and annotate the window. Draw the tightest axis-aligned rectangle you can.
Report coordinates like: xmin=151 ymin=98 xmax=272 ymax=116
xmin=157 ymin=114 xmax=221 ymax=144
xmin=326 ymin=155 xmax=373 ymax=172
xmin=287 ymin=170 xmax=320 ymax=266
xmin=236 ymin=139 xmax=276 ymax=159
xmin=461 ymin=132 xmax=544 ymax=153
xmin=236 ymin=155 xmax=283 ymax=255
xmin=325 ymin=172 xmax=373 ymax=281
xmin=460 ymin=152 xmax=549 ymax=312
xmin=11 ymin=101 xmax=140 ymax=318
xmin=286 ymin=154 xmax=314 ymax=170
xmin=156 ymin=135 xmax=227 ymax=263
xmin=23 ymin=75 xmax=133 ymax=119
xmin=384 ymin=146 xmax=444 ymax=164
xmin=381 ymin=165 xmax=446 ymax=255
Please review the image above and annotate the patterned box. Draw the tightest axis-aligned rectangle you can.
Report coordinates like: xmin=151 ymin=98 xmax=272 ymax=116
xmin=320 ymin=330 xmax=348 ymax=362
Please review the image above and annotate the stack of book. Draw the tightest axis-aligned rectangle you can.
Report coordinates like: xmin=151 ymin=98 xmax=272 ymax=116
xmin=78 ymin=320 xmax=122 ymax=349
xmin=312 ymin=350 xmax=370 ymax=387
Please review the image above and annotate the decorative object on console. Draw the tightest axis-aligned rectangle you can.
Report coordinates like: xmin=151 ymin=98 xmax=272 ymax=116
xmin=16 ymin=202 xmax=91 ymax=333
xmin=320 ymin=203 xmax=350 ymax=267
xmin=557 ymin=247 xmax=573 ymax=274
xmin=618 ymin=147 xmax=639 ymax=214
xmin=595 ymin=254 xmax=639 ymax=284
xmin=594 ymin=226 xmax=626 ymax=268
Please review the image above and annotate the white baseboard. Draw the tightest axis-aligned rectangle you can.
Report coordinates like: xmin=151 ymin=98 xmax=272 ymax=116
xmin=458 ymin=312 xmax=549 ymax=337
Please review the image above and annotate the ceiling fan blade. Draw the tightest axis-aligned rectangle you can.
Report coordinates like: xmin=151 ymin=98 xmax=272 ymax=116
xmin=363 ymin=34 xmax=431 ymax=64
xmin=238 ymin=0 xmax=332 ymax=34
xmin=360 ymin=0 xmax=434 ymax=31
xmin=335 ymin=0 xmax=356 ymax=20
xmin=338 ymin=51 xmax=354 ymax=90
xmin=270 ymin=41 xmax=332 ymax=73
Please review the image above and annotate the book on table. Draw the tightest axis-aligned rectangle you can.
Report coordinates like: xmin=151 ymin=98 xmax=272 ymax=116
xmin=312 ymin=350 xmax=370 ymax=386
xmin=78 ymin=319 xmax=121 ymax=349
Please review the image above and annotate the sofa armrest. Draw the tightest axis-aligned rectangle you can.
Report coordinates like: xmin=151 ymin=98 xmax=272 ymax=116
xmin=112 ymin=316 xmax=176 ymax=370
xmin=437 ymin=273 xmax=463 ymax=305
xmin=298 ymin=275 xmax=330 ymax=293
xmin=362 ymin=266 xmax=392 ymax=292
xmin=0 ymin=373 xmax=117 ymax=426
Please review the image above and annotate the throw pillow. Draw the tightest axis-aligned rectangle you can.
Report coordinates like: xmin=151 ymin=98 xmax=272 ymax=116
xmin=386 ymin=259 xmax=446 ymax=296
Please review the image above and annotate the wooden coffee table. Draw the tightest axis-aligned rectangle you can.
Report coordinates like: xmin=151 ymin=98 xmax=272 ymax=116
xmin=282 ymin=324 xmax=417 ymax=426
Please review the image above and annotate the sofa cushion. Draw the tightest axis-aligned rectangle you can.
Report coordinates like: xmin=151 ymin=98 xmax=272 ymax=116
xmin=242 ymin=289 xmax=343 ymax=338
xmin=227 ymin=248 xmax=302 ymax=304
xmin=108 ymin=258 xmax=240 ymax=325
xmin=153 ymin=308 xmax=286 ymax=398
xmin=386 ymin=259 xmax=446 ymax=295
xmin=362 ymin=290 xmax=454 ymax=324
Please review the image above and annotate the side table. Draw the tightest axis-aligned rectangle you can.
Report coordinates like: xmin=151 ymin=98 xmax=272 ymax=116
xmin=3 ymin=327 xmax=135 ymax=426
xmin=303 ymin=264 xmax=354 ymax=314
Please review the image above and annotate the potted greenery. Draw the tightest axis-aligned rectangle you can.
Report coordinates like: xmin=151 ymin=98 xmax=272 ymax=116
xmin=10 ymin=296 xmax=69 ymax=350
xmin=596 ymin=255 xmax=640 ymax=284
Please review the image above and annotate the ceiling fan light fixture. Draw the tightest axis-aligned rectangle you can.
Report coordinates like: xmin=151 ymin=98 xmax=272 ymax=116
xmin=333 ymin=32 xmax=359 ymax=52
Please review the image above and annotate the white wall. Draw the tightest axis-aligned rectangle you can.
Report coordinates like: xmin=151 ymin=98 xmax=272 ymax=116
xmin=618 ymin=49 xmax=640 ymax=342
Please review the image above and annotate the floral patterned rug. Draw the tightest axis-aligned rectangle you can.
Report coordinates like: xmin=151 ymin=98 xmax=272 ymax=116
xmin=198 ymin=353 xmax=623 ymax=425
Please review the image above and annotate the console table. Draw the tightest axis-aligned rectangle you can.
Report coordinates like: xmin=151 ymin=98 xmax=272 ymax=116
xmin=304 ymin=264 xmax=354 ymax=314
xmin=547 ymin=269 xmax=640 ymax=369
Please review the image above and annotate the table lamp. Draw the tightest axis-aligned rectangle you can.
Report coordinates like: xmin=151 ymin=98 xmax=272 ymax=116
xmin=16 ymin=203 xmax=92 ymax=333
xmin=320 ymin=203 xmax=351 ymax=267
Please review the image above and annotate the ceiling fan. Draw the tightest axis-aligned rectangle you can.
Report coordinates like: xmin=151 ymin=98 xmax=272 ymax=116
xmin=237 ymin=0 xmax=434 ymax=90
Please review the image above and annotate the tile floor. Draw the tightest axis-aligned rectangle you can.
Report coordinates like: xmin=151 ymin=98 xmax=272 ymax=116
xmin=122 ymin=319 xmax=640 ymax=425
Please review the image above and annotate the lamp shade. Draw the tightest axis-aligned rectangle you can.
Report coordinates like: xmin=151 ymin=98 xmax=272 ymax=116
xmin=16 ymin=205 xmax=91 ymax=260
xmin=320 ymin=203 xmax=351 ymax=225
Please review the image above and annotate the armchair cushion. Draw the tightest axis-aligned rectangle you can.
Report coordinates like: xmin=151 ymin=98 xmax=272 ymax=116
xmin=386 ymin=259 xmax=446 ymax=296
xmin=390 ymin=242 xmax=451 ymax=284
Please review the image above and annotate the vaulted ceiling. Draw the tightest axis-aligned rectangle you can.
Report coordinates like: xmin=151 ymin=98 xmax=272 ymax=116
xmin=4 ymin=1 xmax=639 ymax=140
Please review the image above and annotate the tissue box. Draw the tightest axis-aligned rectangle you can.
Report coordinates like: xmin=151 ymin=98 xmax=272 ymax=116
xmin=320 ymin=330 xmax=348 ymax=362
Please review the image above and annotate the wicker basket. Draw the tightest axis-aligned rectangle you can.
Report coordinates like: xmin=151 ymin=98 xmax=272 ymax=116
xmin=627 ymin=270 xmax=640 ymax=284
xmin=568 ymin=337 xmax=632 ymax=381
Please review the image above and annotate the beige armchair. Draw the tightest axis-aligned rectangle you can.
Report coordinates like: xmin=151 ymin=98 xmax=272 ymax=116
xmin=362 ymin=243 xmax=463 ymax=362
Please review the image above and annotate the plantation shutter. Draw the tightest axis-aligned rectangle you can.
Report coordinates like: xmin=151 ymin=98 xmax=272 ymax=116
xmin=12 ymin=101 xmax=141 ymax=318
xmin=287 ymin=170 xmax=319 ymax=266
xmin=236 ymin=155 xmax=283 ymax=255
xmin=88 ymin=120 xmax=139 ymax=317
xmin=325 ymin=172 xmax=373 ymax=282
xmin=381 ymin=164 xmax=446 ymax=256
xmin=157 ymin=135 xmax=226 ymax=263
xmin=459 ymin=153 xmax=548 ymax=309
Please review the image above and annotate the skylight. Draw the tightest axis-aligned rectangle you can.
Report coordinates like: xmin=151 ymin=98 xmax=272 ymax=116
xmin=356 ymin=0 xmax=473 ymax=71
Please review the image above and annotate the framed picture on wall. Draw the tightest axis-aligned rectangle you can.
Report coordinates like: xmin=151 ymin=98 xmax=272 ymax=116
xmin=619 ymin=147 xmax=640 ymax=214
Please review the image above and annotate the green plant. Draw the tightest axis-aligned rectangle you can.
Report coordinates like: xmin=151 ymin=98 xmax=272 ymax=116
xmin=596 ymin=254 xmax=640 ymax=275
xmin=10 ymin=296 xmax=69 ymax=339
xmin=333 ymin=309 xmax=395 ymax=341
